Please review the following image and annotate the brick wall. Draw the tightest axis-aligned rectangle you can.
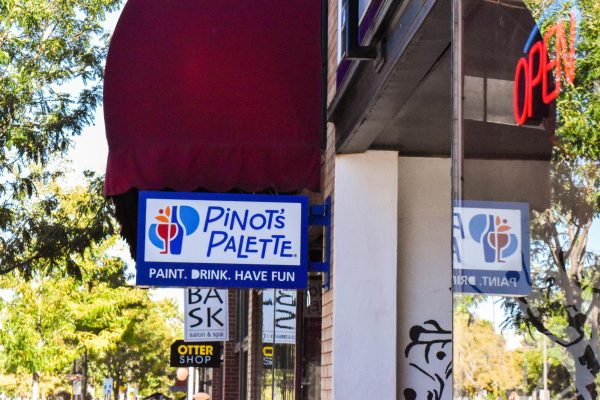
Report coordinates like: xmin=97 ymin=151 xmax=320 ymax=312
xmin=220 ymin=290 xmax=239 ymax=400
xmin=212 ymin=355 xmax=222 ymax=400
xmin=321 ymin=0 xmax=338 ymax=399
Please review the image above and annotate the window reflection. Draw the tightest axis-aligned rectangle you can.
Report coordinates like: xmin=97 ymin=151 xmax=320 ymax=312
xmin=454 ymin=0 xmax=600 ymax=399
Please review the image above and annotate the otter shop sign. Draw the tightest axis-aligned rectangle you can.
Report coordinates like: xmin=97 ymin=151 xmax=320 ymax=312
xmin=170 ymin=340 xmax=221 ymax=368
xmin=136 ymin=192 xmax=308 ymax=289
xmin=262 ymin=345 xmax=273 ymax=368
xmin=453 ymin=201 xmax=530 ymax=296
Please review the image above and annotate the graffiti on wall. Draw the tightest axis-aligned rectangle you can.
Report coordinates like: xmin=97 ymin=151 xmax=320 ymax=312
xmin=403 ymin=320 xmax=452 ymax=400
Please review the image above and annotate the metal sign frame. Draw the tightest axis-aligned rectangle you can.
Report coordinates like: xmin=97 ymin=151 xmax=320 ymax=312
xmin=136 ymin=191 xmax=309 ymax=289
xmin=453 ymin=200 xmax=531 ymax=296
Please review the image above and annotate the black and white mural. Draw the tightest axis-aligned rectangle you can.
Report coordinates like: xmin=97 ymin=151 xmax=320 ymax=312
xmin=403 ymin=320 xmax=452 ymax=400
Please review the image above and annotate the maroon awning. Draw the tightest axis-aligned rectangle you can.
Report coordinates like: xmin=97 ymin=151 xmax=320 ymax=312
xmin=103 ymin=0 xmax=322 ymax=197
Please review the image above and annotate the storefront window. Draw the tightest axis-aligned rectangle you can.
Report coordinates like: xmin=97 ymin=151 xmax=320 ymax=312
xmin=301 ymin=279 xmax=322 ymax=399
xmin=227 ymin=277 xmax=321 ymax=400
xmin=260 ymin=289 xmax=298 ymax=399
xmin=453 ymin=0 xmax=599 ymax=398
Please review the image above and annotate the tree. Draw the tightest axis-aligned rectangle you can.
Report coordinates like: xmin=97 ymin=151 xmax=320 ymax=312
xmin=1 ymin=172 xmax=118 ymax=278
xmin=0 ymin=0 xmax=122 ymax=277
xmin=454 ymin=312 xmax=523 ymax=397
xmin=501 ymin=2 xmax=600 ymax=398
xmin=0 ymin=274 xmax=76 ymax=400
xmin=93 ymin=298 xmax=180 ymax=400
xmin=0 ymin=3 xmax=181 ymax=397
xmin=0 ymin=178 xmax=178 ymax=400
xmin=0 ymin=256 xmax=179 ymax=400
xmin=503 ymin=160 xmax=600 ymax=398
xmin=521 ymin=336 xmax=574 ymax=396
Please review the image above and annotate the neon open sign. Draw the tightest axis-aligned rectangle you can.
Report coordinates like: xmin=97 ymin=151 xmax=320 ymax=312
xmin=513 ymin=12 xmax=577 ymax=125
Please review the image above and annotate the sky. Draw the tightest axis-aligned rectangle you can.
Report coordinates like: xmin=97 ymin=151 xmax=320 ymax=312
xmin=68 ymin=8 xmax=120 ymax=175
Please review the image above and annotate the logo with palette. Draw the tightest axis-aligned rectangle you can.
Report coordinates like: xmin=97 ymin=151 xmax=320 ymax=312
xmin=148 ymin=205 xmax=200 ymax=255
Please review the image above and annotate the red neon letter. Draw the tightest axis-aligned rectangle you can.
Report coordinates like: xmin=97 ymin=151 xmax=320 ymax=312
xmin=560 ymin=12 xmax=576 ymax=84
xmin=527 ymin=41 xmax=545 ymax=117
xmin=543 ymin=24 xmax=561 ymax=104
xmin=515 ymin=12 xmax=577 ymax=122
xmin=513 ymin=56 xmax=529 ymax=125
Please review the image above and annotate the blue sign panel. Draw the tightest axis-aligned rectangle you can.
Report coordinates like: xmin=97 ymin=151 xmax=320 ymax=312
xmin=452 ymin=201 xmax=531 ymax=296
xmin=136 ymin=192 xmax=308 ymax=289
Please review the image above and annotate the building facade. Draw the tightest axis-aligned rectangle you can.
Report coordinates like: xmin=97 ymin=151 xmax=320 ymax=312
xmin=104 ymin=0 xmax=600 ymax=399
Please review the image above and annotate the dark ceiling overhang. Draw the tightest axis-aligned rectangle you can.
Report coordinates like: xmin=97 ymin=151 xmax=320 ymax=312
xmin=329 ymin=0 xmax=553 ymax=161
xmin=328 ymin=0 xmax=451 ymax=155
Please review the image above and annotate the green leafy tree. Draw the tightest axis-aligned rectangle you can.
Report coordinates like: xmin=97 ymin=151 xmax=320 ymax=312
xmin=93 ymin=298 xmax=180 ymax=400
xmin=503 ymin=160 xmax=600 ymax=398
xmin=0 ymin=3 xmax=181 ymax=397
xmin=2 ymin=172 xmax=118 ymax=279
xmin=551 ymin=0 xmax=600 ymax=160
xmin=455 ymin=312 xmax=523 ymax=397
xmin=0 ymin=0 xmax=122 ymax=277
xmin=521 ymin=336 xmax=574 ymax=396
xmin=0 ymin=179 xmax=177 ymax=400
xmin=0 ymin=274 xmax=75 ymax=400
xmin=0 ymin=258 xmax=179 ymax=400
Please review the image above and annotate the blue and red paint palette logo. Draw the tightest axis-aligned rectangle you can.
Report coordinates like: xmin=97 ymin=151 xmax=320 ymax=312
xmin=148 ymin=205 xmax=200 ymax=255
xmin=469 ymin=214 xmax=518 ymax=264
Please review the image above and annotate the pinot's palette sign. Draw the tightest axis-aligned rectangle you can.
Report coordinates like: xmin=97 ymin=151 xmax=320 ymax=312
xmin=453 ymin=201 xmax=531 ymax=296
xmin=136 ymin=192 xmax=308 ymax=289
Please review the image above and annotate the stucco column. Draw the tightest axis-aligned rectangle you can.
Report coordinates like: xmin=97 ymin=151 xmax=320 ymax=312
xmin=397 ymin=157 xmax=452 ymax=400
xmin=332 ymin=150 xmax=398 ymax=400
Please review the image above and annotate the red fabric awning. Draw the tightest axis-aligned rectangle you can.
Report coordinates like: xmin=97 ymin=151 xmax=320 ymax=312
xmin=103 ymin=0 xmax=322 ymax=196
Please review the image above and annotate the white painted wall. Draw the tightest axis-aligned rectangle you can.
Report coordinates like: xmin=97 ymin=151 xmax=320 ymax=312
xmin=397 ymin=157 xmax=453 ymax=400
xmin=332 ymin=151 xmax=398 ymax=400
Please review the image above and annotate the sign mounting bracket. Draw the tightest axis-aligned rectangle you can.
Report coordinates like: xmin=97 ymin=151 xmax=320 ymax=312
xmin=308 ymin=197 xmax=332 ymax=289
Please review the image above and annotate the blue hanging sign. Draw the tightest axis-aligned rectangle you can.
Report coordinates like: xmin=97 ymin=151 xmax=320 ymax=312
xmin=136 ymin=191 xmax=308 ymax=289
xmin=452 ymin=201 xmax=531 ymax=296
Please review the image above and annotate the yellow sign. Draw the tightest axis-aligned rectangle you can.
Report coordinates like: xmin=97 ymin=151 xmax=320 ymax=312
xmin=263 ymin=345 xmax=273 ymax=357
xmin=170 ymin=340 xmax=221 ymax=368
xmin=176 ymin=344 xmax=214 ymax=356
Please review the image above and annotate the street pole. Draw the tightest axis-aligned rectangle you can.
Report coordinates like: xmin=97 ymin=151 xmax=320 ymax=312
xmin=523 ymin=358 xmax=527 ymax=397
xmin=543 ymin=336 xmax=548 ymax=399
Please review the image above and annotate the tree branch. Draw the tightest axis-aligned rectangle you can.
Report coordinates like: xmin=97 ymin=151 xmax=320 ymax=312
xmin=518 ymin=297 xmax=582 ymax=348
